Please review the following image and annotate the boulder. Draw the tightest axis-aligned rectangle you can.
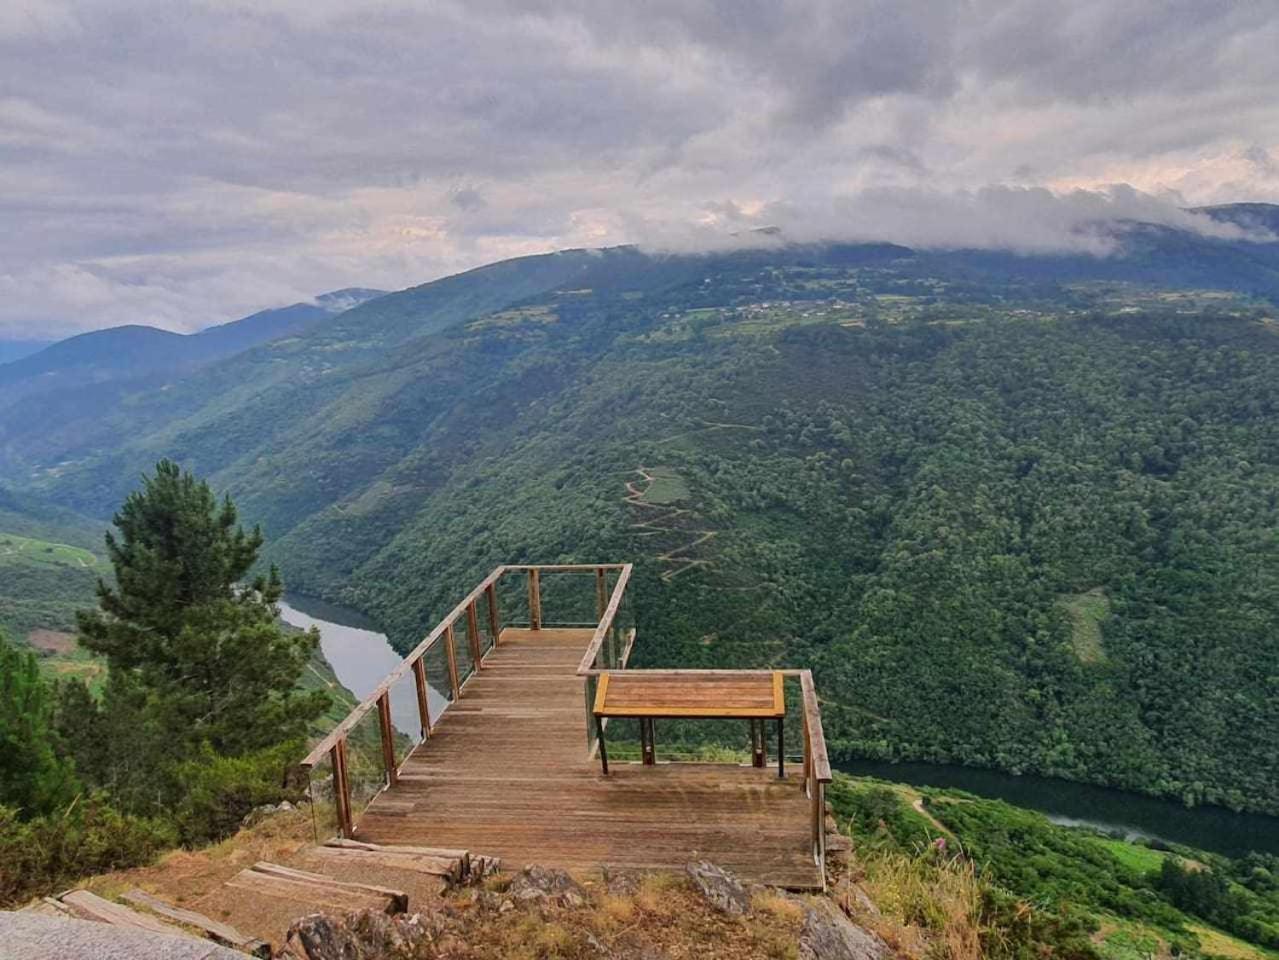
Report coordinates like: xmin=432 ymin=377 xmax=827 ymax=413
xmin=600 ymin=866 xmax=644 ymax=897
xmin=283 ymin=910 xmax=433 ymax=959
xmin=240 ymin=800 xmax=295 ymax=829
xmin=506 ymin=865 xmax=589 ymax=909
xmin=798 ymin=900 xmax=889 ymax=960
xmin=685 ymin=861 xmax=751 ymax=916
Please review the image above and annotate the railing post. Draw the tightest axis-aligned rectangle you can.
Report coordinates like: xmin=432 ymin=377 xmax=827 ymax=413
xmin=377 ymin=692 xmax=398 ymax=787
xmin=803 ymin=719 xmax=812 ymax=794
xmin=815 ymin=780 xmax=826 ymax=875
xmin=584 ymin=674 xmax=598 ymax=751
xmin=486 ymin=582 xmax=501 ymax=645
xmin=528 ymin=568 xmax=542 ymax=630
xmin=811 ymin=776 xmax=822 ymax=862
xmin=331 ymin=739 xmax=353 ymax=838
xmin=595 ymin=567 xmax=607 ymax=621
xmin=467 ymin=600 xmax=482 ymax=665
xmin=445 ymin=621 xmax=461 ymax=699
xmin=412 ymin=656 xmax=431 ymax=739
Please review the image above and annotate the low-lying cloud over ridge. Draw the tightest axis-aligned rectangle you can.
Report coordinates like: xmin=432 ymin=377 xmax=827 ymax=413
xmin=2 ymin=0 xmax=1278 ymax=336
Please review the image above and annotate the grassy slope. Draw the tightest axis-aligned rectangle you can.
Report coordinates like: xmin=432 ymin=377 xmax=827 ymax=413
xmin=830 ymin=775 xmax=1279 ymax=960
xmin=0 ymin=530 xmax=101 ymax=643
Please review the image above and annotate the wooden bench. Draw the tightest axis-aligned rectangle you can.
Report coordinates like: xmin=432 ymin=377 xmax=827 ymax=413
xmin=592 ymin=671 xmax=785 ymax=776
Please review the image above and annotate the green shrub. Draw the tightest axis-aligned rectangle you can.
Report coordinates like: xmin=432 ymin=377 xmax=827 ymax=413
xmin=0 ymin=798 xmax=176 ymax=906
xmin=169 ymin=740 xmax=305 ymax=846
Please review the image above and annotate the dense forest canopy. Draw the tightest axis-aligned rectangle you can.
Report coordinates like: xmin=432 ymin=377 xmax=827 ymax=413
xmin=2 ymin=238 xmax=1277 ymax=817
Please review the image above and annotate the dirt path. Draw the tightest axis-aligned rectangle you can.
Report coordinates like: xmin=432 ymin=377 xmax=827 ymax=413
xmin=623 ymin=466 xmax=717 ymax=582
xmin=911 ymin=795 xmax=951 ymax=836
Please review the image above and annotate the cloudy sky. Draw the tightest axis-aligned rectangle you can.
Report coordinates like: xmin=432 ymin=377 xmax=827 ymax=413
xmin=3 ymin=0 xmax=1278 ymax=338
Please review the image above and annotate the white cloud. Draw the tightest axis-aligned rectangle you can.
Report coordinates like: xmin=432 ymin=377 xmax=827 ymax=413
xmin=0 ymin=0 xmax=1276 ymax=337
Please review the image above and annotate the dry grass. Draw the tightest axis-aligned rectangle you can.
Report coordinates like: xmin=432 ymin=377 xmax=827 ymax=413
xmin=853 ymin=852 xmax=985 ymax=960
xmin=754 ymin=889 xmax=807 ymax=923
xmin=594 ymin=893 xmax=637 ymax=926
xmin=449 ymin=872 xmax=806 ymax=960
xmin=75 ymin=806 xmax=315 ymax=908
xmin=1190 ymin=923 xmax=1275 ymax=960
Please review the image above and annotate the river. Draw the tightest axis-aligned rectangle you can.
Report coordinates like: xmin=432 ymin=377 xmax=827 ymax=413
xmin=837 ymin=759 xmax=1279 ymax=859
xmin=278 ymin=594 xmax=449 ymax=739
xmin=279 ymin=594 xmax=1279 ymax=860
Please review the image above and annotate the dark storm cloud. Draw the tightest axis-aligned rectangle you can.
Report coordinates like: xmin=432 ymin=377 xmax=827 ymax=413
xmin=1 ymin=0 xmax=1276 ymax=337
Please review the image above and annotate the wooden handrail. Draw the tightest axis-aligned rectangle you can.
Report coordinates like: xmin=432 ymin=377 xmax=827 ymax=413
xmin=298 ymin=565 xmax=506 ymax=767
xmin=575 ymin=563 xmax=633 ymax=675
xmin=800 ymin=670 xmax=831 ymax=782
xmin=300 ymin=563 xmax=630 ymax=768
xmin=503 ymin=563 xmax=628 ymax=571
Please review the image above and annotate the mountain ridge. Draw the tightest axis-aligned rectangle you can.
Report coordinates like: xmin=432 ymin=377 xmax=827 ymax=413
xmin=3 ymin=212 xmax=1278 ymax=817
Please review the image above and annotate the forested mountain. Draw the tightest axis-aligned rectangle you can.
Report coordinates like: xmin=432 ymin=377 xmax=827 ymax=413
xmin=0 ymin=287 xmax=386 ymax=414
xmin=3 ymin=213 xmax=1279 ymax=815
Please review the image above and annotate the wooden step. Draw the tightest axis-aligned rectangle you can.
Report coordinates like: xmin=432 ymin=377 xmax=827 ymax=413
xmin=304 ymin=847 xmax=457 ymax=886
xmin=21 ymin=897 xmax=74 ymax=918
xmin=57 ymin=889 xmax=192 ymax=938
xmin=123 ymin=888 xmax=270 ymax=958
xmin=319 ymin=838 xmax=469 ymax=882
xmin=226 ymin=862 xmax=407 ymax=915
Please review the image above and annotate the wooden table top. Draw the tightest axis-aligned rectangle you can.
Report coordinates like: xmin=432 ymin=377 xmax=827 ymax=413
xmin=592 ymin=671 xmax=784 ymax=719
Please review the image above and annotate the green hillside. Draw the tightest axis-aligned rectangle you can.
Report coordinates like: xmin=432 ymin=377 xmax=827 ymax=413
xmin=0 ymin=526 xmax=102 ymax=644
xmin=3 ymin=244 xmax=1279 ymax=816
xmin=0 ymin=487 xmax=105 ymax=640
xmin=830 ymin=776 xmax=1279 ymax=959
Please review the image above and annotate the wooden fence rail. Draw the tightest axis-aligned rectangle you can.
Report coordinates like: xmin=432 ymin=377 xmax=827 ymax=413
xmin=295 ymin=563 xmax=631 ymax=838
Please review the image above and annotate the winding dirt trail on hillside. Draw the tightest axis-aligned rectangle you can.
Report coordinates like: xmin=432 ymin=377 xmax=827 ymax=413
xmin=624 ymin=466 xmax=717 ymax=582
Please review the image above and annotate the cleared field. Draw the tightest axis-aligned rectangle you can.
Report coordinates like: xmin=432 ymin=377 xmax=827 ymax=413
xmin=0 ymin=531 xmax=98 ymax=569
xmin=1061 ymin=587 xmax=1109 ymax=663
xmin=1094 ymin=837 xmax=1165 ymax=874
xmin=639 ymin=467 xmax=691 ymax=504
xmin=1190 ymin=923 xmax=1279 ymax=960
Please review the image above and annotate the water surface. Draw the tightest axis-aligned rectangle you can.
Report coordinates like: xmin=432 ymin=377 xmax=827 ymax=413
xmin=279 ymin=594 xmax=448 ymax=737
xmin=837 ymin=758 xmax=1279 ymax=858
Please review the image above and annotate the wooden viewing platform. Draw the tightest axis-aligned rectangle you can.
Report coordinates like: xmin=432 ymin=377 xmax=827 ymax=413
xmin=294 ymin=564 xmax=832 ymax=891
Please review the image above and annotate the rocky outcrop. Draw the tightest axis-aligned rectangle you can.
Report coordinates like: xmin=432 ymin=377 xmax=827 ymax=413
xmin=283 ymin=911 xmax=434 ymax=959
xmin=239 ymin=800 xmax=296 ymax=829
xmin=798 ymin=899 xmax=889 ymax=960
xmin=685 ymin=860 xmax=752 ymax=916
xmin=506 ymin=865 xmax=589 ymax=909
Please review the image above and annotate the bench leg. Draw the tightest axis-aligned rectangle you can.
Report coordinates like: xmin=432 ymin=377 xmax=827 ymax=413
xmin=596 ymin=715 xmax=609 ymax=775
xmin=777 ymin=716 xmax=785 ymax=779
xmin=751 ymin=719 xmax=765 ymax=768
xmin=642 ymin=718 xmax=656 ymax=765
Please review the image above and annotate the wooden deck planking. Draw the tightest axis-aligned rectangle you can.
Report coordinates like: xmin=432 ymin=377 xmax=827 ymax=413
xmin=353 ymin=627 xmax=822 ymax=889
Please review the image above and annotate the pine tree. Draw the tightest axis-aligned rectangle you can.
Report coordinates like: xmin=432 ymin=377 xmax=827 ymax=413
xmin=78 ymin=460 xmax=327 ymax=757
xmin=0 ymin=633 xmax=78 ymax=816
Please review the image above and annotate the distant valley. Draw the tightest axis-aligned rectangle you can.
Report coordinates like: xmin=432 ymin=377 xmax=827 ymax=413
xmin=0 ymin=287 xmax=386 ymax=418
xmin=3 ymin=208 xmax=1278 ymax=817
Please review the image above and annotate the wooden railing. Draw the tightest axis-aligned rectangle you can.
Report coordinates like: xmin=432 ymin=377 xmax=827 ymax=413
xmin=293 ymin=560 xmax=830 ymax=877
xmin=294 ymin=563 xmax=630 ymax=838
xmin=796 ymin=669 xmax=832 ymax=869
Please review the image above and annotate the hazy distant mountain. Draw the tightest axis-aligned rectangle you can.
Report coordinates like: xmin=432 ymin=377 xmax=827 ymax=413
xmin=0 ymin=341 xmax=52 ymax=365
xmin=1193 ymin=201 xmax=1279 ymax=236
xmin=0 ymin=287 xmax=387 ymax=405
